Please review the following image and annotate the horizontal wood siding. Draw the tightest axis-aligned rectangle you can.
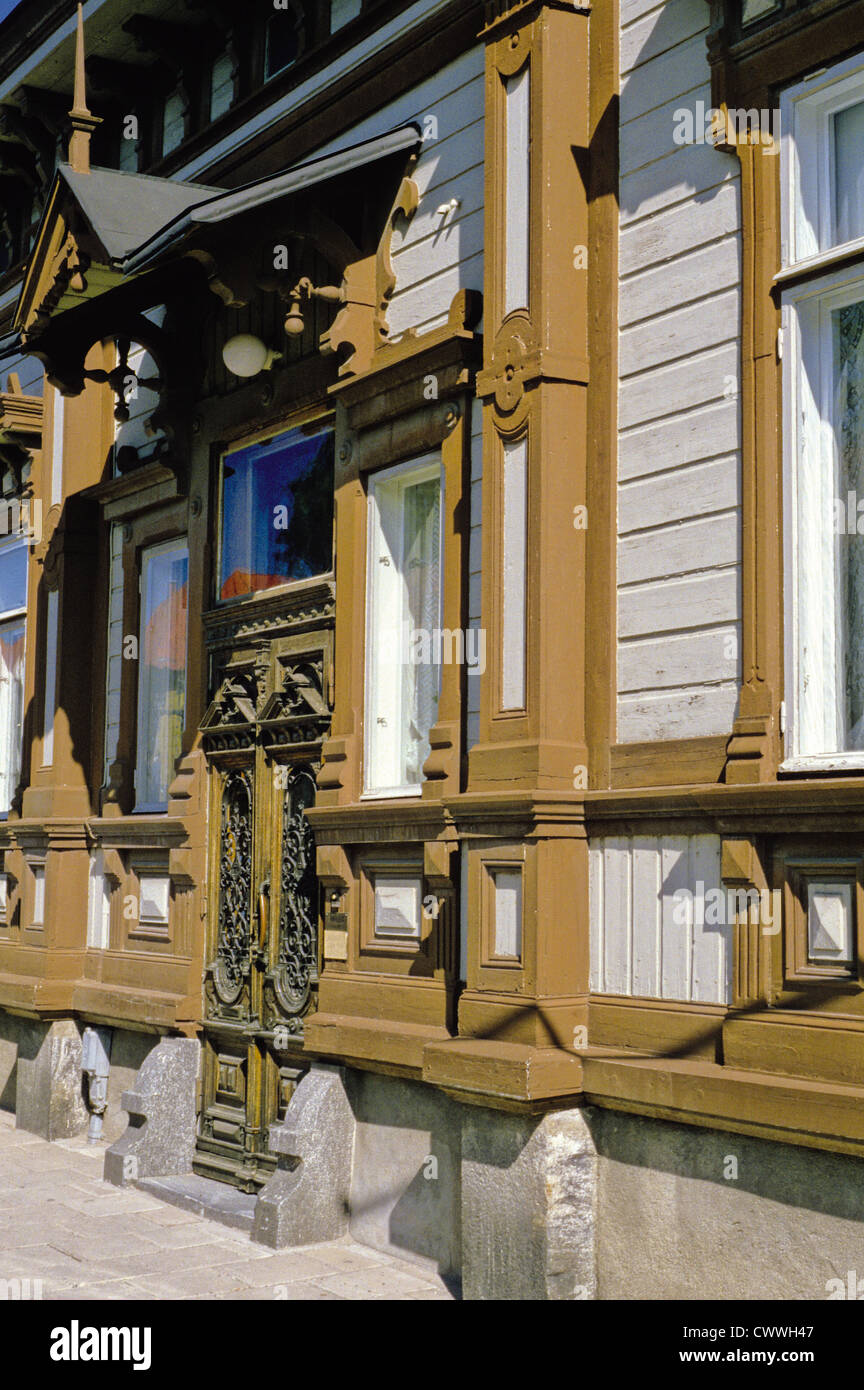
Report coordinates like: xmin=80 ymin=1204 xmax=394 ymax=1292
xmin=313 ymin=46 xmax=485 ymax=340
xmin=617 ymin=0 xmax=743 ymax=745
xmin=589 ymin=832 xmax=731 ymax=1004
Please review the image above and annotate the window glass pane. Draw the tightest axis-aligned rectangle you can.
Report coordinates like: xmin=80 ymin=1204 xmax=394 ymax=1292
xmin=365 ymin=460 xmax=442 ymax=794
xmin=835 ymin=298 xmax=864 ymax=750
xmin=331 ymin=0 xmax=362 ymax=33
xmin=136 ymin=542 xmax=188 ymax=809
xmin=742 ymin=0 xmax=780 ymax=23
xmin=209 ymin=52 xmax=235 ymax=121
xmin=0 ymin=616 xmax=24 ymax=815
xmin=219 ymin=427 xmax=334 ymax=601
xmin=0 ymin=543 xmax=27 ymax=617
xmin=834 ymin=102 xmax=864 ymax=246
xmin=162 ymin=90 xmax=185 ymax=156
xmin=265 ymin=12 xmax=301 ymax=78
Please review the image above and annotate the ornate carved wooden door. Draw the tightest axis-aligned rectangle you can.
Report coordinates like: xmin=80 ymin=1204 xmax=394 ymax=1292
xmin=196 ymin=627 xmax=331 ymax=1191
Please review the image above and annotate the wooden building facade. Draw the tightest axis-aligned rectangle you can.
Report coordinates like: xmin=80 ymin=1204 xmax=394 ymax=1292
xmin=2 ymin=0 xmax=864 ymax=1298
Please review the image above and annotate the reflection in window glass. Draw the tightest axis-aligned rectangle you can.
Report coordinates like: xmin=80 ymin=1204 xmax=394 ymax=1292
xmin=835 ymin=299 xmax=864 ymax=749
xmin=0 ymin=539 xmax=26 ymax=816
xmin=136 ymin=541 xmax=188 ymax=809
xmin=0 ymin=618 xmax=24 ymax=815
xmin=0 ymin=544 xmax=27 ymax=616
xmin=219 ymin=427 xmax=334 ymax=601
xmin=834 ymin=102 xmax=864 ymax=246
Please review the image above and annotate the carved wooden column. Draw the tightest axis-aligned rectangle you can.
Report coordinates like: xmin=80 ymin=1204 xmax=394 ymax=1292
xmin=425 ymin=0 xmax=590 ymax=1102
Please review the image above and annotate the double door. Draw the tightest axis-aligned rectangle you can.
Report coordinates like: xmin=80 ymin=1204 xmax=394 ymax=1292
xmin=195 ymin=631 xmax=330 ymax=1191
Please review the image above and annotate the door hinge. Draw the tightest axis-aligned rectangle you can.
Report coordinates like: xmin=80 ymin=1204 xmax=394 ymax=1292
xmin=779 ymin=700 xmax=786 ymax=736
xmin=776 ymin=326 xmax=784 ymax=360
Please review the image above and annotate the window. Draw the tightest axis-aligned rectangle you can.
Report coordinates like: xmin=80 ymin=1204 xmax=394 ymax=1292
xmin=331 ymin=0 xmax=362 ymax=32
xmin=209 ymin=51 xmax=236 ymax=122
xmin=218 ymin=425 xmax=334 ymax=601
xmin=265 ymin=4 xmax=304 ymax=80
xmin=781 ymin=53 xmax=864 ymax=767
xmin=161 ymin=88 xmax=187 ymax=157
xmin=741 ymin=0 xmax=781 ymax=24
xmin=135 ymin=539 xmax=188 ymax=811
xmin=365 ymin=455 xmax=442 ymax=796
xmin=0 ymin=539 xmax=26 ymax=815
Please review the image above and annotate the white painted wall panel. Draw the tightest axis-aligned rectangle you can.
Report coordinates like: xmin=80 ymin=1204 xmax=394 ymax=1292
xmin=589 ymin=833 xmax=731 ymax=1004
xmin=617 ymin=0 xmax=742 ymax=745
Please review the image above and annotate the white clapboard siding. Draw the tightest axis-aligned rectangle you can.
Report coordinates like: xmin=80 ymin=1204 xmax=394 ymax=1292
xmin=620 ymin=341 xmax=739 ymax=431
xmin=620 ymin=288 xmax=739 ymax=376
xmin=619 ymin=626 xmax=739 ymax=693
xmin=619 ymin=511 xmax=740 ymax=587
xmin=619 ymin=455 xmax=739 ymax=533
xmin=620 ymin=398 xmax=739 ymax=481
xmin=620 ymin=569 xmax=739 ymax=639
xmin=620 ymin=0 xmax=708 ymax=74
xmin=619 ymin=32 xmax=709 ymax=122
xmin=617 ymin=0 xmax=742 ymax=745
xmin=618 ymin=687 xmax=739 ymax=741
xmin=103 ymin=522 xmax=124 ymax=785
xmin=620 ymin=183 xmax=740 ymax=284
xmin=323 ymin=46 xmax=486 ymax=341
xmin=621 ymin=142 xmax=735 ymax=227
xmin=589 ymin=833 xmax=731 ymax=1004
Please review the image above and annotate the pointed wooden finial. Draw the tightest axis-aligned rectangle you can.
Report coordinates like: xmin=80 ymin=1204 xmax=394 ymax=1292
xmin=68 ymin=4 xmax=101 ymax=173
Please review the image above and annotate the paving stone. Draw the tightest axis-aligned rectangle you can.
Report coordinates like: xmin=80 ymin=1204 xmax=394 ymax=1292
xmin=226 ymin=1252 xmax=338 ymax=1287
xmin=315 ymin=1266 xmax=439 ymax=1299
xmin=0 ymin=1112 xmax=456 ymax=1300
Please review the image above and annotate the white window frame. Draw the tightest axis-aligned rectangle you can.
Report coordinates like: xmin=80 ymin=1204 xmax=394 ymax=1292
xmin=781 ymin=50 xmax=864 ymax=267
xmin=363 ymin=453 xmax=443 ymax=800
xmin=780 ymin=52 xmax=864 ymax=770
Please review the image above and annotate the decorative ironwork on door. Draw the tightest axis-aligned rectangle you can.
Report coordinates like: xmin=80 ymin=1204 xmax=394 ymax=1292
xmin=196 ymin=622 xmax=332 ymax=1191
xmin=272 ymin=766 xmax=318 ymax=1025
xmin=214 ymin=769 xmax=253 ymax=1007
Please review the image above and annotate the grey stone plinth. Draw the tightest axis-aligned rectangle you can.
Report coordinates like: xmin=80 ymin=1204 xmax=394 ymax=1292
xmin=461 ymin=1106 xmax=597 ymax=1300
xmin=15 ymin=1018 xmax=88 ymax=1140
xmin=104 ymin=1036 xmax=199 ymax=1186
xmin=252 ymin=1063 xmax=356 ymax=1249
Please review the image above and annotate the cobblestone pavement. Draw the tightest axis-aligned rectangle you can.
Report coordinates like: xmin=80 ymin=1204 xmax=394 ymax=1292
xmin=0 ymin=1112 xmax=455 ymax=1301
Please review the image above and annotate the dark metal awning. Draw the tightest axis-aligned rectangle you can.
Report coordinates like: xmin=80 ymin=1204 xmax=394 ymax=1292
xmin=121 ymin=123 xmax=421 ymax=274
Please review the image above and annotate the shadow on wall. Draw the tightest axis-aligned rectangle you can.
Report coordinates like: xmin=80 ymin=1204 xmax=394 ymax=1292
xmin=344 ymin=1069 xmax=461 ymax=1288
xmin=589 ymin=1106 xmax=864 ymax=1300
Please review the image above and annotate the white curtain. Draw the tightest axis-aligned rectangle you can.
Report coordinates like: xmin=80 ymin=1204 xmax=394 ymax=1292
xmin=0 ymin=617 xmax=24 ymax=814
